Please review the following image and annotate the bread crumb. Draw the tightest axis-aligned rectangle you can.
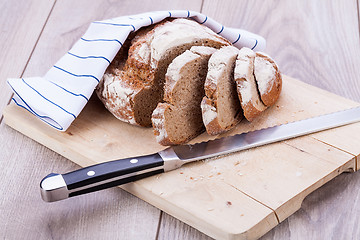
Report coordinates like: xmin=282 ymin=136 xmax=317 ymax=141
xmin=226 ymin=201 xmax=232 ymax=206
xmin=208 ymin=208 xmax=214 ymax=211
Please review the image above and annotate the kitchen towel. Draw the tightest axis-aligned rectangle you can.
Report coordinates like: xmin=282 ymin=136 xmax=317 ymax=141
xmin=7 ymin=10 xmax=266 ymax=131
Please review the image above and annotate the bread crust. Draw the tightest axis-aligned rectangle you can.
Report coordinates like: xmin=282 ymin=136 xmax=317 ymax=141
xmin=200 ymin=97 xmax=225 ymax=135
xmin=254 ymin=52 xmax=282 ymax=107
xmin=152 ymin=103 xmax=174 ymax=145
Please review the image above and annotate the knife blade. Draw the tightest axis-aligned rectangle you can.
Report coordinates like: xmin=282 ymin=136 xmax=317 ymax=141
xmin=40 ymin=106 xmax=360 ymax=202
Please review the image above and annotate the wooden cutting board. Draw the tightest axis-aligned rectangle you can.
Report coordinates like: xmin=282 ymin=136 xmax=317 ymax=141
xmin=3 ymin=75 xmax=360 ymax=240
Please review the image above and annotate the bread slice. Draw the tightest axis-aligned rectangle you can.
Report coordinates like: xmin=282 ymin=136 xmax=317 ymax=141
xmin=254 ymin=52 xmax=282 ymax=106
xmin=235 ymin=47 xmax=267 ymax=121
xmin=235 ymin=48 xmax=282 ymax=121
xmin=152 ymin=46 xmax=216 ymax=145
xmin=96 ymin=18 xmax=230 ymax=127
xmin=201 ymin=46 xmax=242 ymax=135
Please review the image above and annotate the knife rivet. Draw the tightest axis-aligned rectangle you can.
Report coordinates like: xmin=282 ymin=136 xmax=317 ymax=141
xmin=130 ymin=159 xmax=138 ymax=164
xmin=87 ymin=170 xmax=95 ymax=176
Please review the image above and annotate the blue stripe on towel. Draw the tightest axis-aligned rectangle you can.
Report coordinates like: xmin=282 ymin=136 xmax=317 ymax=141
xmin=53 ymin=65 xmax=99 ymax=83
xmin=149 ymin=16 xmax=153 ymax=25
xmin=81 ymin=37 xmax=123 ymax=46
xmin=11 ymin=97 xmax=64 ymax=130
xmin=168 ymin=11 xmax=172 ymax=17
xmin=187 ymin=10 xmax=190 ymax=18
xmin=67 ymin=52 xmax=111 ymax=64
xmin=232 ymin=33 xmax=241 ymax=44
xmin=48 ymin=80 xmax=89 ymax=101
xmin=92 ymin=21 xmax=135 ymax=31
xmin=217 ymin=26 xmax=224 ymax=34
xmin=21 ymin=78 xmax=76 ymax=119
xmin=251 ymin=39 xmax=258 ymax=50
xmin=200 ymin=16 xmax=208 ymax=24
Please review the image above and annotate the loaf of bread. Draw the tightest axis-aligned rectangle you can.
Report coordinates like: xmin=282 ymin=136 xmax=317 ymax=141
xmin=201 ymin=46 xmax=242 ymax=135
xmin=96 ymin=18 xmax=230 ymax=127
xmin=96 ymin=18 xmax=282 ymax=146
xmin=152 ymin=46 xmax=216 ymax=145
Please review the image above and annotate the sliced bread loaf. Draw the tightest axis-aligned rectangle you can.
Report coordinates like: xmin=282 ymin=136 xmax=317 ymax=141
xmin=201 ymin=46 xmax=242 ymax=135
xmin=152 ymin=46 xmax=216 ymax=145
xmin=96 ymin=18 xmax=230 ymax=127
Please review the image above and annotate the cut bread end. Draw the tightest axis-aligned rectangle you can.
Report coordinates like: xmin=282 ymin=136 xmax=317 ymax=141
xmin=254 ymin=52 xmax=282 ymax=107
xmin=235 ymin=47 xmax=267 ymax=121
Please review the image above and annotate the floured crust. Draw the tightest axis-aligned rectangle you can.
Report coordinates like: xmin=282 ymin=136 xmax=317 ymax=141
xmin=201 ymin=46 xmax=242 ymax=135
xmin=200 ymin=97 xmax=224 ymax=135
xmin=152 ymin=103 xmax=172 ymax=145
xmin=97 ymin=18 xmax=230 ymax=127
xmin=235 ymin=47 xmax=267 ymax=121
xmin=254 ymin=52 xmax=282 ymax=106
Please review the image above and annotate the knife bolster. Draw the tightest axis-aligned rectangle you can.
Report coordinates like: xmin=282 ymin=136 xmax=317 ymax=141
xmin=159 ymin=148 xmax=185 ymax=172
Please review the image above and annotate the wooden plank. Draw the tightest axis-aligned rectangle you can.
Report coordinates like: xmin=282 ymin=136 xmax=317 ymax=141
xmin=260 ymin=170 xmax=360 ymax=240
xmin=310 ymin=124 xmax=360 ymax=170
xmin=0 ymin=0 xmax=202 ymax=239
xmin=122 ymin=176 xmax=278 ymax=240
xmin=0 ymin=0 xmax=55 ymax=116
xmin=216 ymin=136 xmax=355 ymax=222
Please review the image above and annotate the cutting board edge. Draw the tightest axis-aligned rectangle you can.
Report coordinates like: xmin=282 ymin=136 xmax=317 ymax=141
xmin=121 ymin=181 xmax=279 ymax=240
xmin=273 ymin=155 xmax=355 ymax=222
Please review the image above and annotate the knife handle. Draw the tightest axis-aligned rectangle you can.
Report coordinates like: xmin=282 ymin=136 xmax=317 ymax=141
xmin=40 ymin=153 xmax=164 ymax=202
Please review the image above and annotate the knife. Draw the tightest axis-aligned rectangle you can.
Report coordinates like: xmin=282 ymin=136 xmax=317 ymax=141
xmin=40 ymin=107 xmax=360 ymax=202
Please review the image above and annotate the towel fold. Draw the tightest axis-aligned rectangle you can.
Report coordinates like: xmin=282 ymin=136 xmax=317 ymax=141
xmin=7 ymin=10 xmax=266 ymax=131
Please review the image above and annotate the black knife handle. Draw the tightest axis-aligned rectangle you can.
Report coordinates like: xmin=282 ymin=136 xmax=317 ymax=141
xmin=40 ymin=153 xmax=164 ymax=202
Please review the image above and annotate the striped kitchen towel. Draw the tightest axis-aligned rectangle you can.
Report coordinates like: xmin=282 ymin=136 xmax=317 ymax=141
xmin=7 ymin=10 xmax=266 ymax=131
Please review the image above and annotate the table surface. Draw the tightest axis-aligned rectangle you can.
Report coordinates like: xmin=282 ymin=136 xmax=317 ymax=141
xmin=1 ymin=1 xmax=360 ymax=239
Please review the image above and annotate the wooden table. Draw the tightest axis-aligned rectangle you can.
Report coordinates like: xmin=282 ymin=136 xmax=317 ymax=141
xmin=1 ymin=1 xmax=360 ymax=239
